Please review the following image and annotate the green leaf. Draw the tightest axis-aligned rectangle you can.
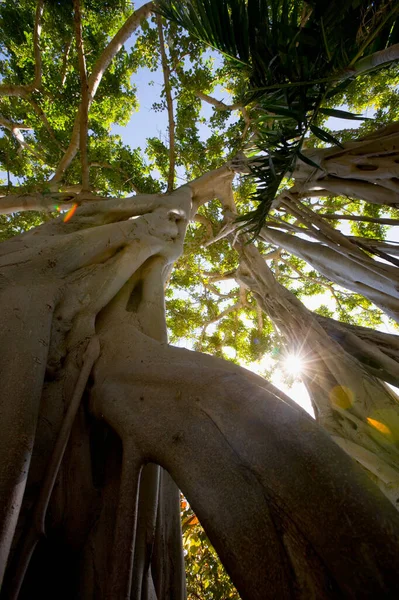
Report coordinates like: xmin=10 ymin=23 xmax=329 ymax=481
xmin=309 ymin=124 xmax=344 ymax=148
xmin=318 ymin=107 xmax=371 ymax=120
xmin=297 ymin=151 xmax=323 ymax=171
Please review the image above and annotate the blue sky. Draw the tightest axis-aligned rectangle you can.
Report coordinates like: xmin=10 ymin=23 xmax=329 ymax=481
xmin=115 ymin=1 xmax=371 ymax=160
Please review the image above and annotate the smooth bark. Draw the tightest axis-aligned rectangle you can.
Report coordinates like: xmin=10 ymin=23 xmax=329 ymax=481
xmin=236 ymin=240 xmax=399 ymax=505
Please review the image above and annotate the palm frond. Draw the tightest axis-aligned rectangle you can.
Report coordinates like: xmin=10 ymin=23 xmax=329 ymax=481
xmin=157 ymin=0 xmax=399 ymax=232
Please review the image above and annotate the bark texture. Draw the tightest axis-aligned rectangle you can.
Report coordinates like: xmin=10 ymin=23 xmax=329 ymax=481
xmin=292 ymin=122 xmax=399 ymax=204
xmin=1 ymin=164 xmax=399 ymax=599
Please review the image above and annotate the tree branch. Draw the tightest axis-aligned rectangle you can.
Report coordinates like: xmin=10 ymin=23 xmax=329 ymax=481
xmin=24 ymin=96 xmax=66 ymax=151
xmin=352 ymin=43 xmax=399 ymax=76
xmin=32 ymin=0 xmax=44 ymax=90
xmin=0 ymin=192 xmax=78 ymax=215
xmin=319 ymin=213 xmax=399 ymax=226
xmin=73 ymin=0 xmax=90 ymax=190
xmin=203 ymin=222 xmax=238 ymax=247
xmin=0 ymin=116 xmax=44 ymax=161
xmin=195 ymin=90 xmax=242 ymax=112
xmin=0 ymin=0 xmax=44 ymax=97
xmin=157 ymin=14 xmax=175 ymax=192
xmin=60 ymin=38 xmax=72 ymax=87
xmin=198 ymin=302 xmax=241 ymax=350
xmin=203 ymin=281 xmax=237 ymax=299
xmin=0 ymin=116 xmax=32 ymax=132
xmin=196 ymin=90 xmax=252 ymax=141
xmin=202 ymin=269 xmax=237 ymax=282
xmin=194 ymin=213 xmax=213 ymax=238
xmin=50 ymin=2 xmax=154 ymax=185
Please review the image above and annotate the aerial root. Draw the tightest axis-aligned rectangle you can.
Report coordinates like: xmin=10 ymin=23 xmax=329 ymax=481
xmin=4 ymin=336 xmax=101 ymax=600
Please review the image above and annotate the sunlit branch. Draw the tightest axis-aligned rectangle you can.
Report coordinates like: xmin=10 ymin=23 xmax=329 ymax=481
xmin=281 ymin=195 xmax=366 ymax=258
xmin=194 ymin=213 xmax=213 ymax=238
xmin=300 ymin=179 xmax=399 ymax=206
xmin=157 ymin=14 xmax=175 ymax=192
xmin=50 ymin=2 xmax=154 ymax=184
xmin=320 ymin=213 xmax=399 ymax=226
xmin=348 ymin=237 xmax=399 ymax=254
xmin=196 ymin=90 xmax=251 ymax=141
xmin=279 ymin=255 xmax=345 ymax=310
xmin=263 ymin=248 xmax=282 ymax=262
xmin=32 ymin=0 xmax=44 ymax=90
xmin=0 ymin=115 xmax=44 ymax=162
xmin=348 ymin=236 xmax=399 ymax=268
xmin=0 ymin=192 xmax=78 ymax=215
xmin=241 ymin=106 xmax=251 ymax=141
xmin=351 ymin=43 xmax=399 ymax=75
xmin=202 ymin=222 xmax=238 ymax=247
xmin=202 ymin=270 xmax=237 ymax=282
xmin=60 ymin=38 xmax=72 ymax=87
xmin=73 ymin=0 xmax=90 ymax=191
xmin=203 ymin=281 xmax=237 ymax=299
xmin=0 ymin=116 xmax=32 ymax=132
xmin=195 ymin=90 xmax=242 ymax=112
xmin=197 ymin=302 xmax=241 ymax=351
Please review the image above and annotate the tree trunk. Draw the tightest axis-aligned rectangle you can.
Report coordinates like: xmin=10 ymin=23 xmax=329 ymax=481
xmin=314 ymin=314 xmax=399 ymax=387
xmin=1 ymin=169 xmax=399 ymax=598
xmin=293 ymin=122 xmax=399 ymax=204
xmin=260 ymin=223 xmax=399 ymax=323
xmin=236 ymin=240 xmax=399 ymax=507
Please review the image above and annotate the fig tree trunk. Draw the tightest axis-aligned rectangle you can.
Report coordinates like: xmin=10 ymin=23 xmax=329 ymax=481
xmin=1 ymin=168 xmax=399 ymax=600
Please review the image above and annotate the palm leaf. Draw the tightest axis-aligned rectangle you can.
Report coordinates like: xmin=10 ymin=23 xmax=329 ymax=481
xmin=157 ymin=0 xmax=399 ymax=232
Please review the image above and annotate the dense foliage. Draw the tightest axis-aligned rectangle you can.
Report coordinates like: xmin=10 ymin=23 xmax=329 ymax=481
xmin=159 ymin=0 xmax=399 ymax=231
xmin=1 ymin=1 xmax=399 ymax=597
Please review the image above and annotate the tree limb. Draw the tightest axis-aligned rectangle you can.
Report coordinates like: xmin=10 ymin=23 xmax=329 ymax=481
xmin=0 ymin=0 xmax=44 ymax=97
xmin=50 ymin=2 xmax=154 ymax=185
xmin=352 ymin=43 xmax=399 ymax=75
xmin=60 ymin=38 xmax=72 ymax=87
xmin=73 ymin=0 xmax=90 ymax=191
xmin=157 ymin=14 xmax=175 ymax=192
xmin=0 ymin=192 xmax=78 ymax=214
xmin=194 ymin=213 xmax=213 ymax=238
xmin=196 ymin=90 xmax=251 ymax=141
xmin=319 ymin=213 xmax=399 ymax=226
xmin=0 ymin=116 xmax=44 ymax=162
xmin=24 ymin=97 xmax=66 ymax=151
xmin=32 ymin=0 xmax=44 ymax=90
xmin=195 ymin=90 xmax=242 ymax=112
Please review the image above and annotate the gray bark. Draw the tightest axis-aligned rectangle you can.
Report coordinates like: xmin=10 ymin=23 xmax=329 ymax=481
xmin=1 ymin=167 xmax=399 ymax=598
xmin=293 ymin=122 xmax=399 ymax=203
xmin=236 ymin=240 xmax=399 ymax=506
xmin=260 ymin=225 xmax=399 ymax=323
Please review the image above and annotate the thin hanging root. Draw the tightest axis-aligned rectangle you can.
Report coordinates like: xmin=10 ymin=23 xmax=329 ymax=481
xmin=6 ymin=336 xmax=101 ymax=600
xmin=106 ymin=442 xmax=143 ymax=600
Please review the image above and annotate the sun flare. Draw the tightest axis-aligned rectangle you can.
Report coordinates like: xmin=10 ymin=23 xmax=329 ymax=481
xmin=283 ymin=354 xmax=304 ymax=376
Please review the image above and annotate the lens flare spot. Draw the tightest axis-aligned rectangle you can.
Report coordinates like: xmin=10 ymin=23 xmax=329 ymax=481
xmin=283 ymin=354 xmax=304 ymax=376
xmin=330 ymin=385 xmax=354 ymax=409
xmin=63 ymin=203 xmax=78 ymax=222
xmin=367 ymin=418 xmax=391 ymax=436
